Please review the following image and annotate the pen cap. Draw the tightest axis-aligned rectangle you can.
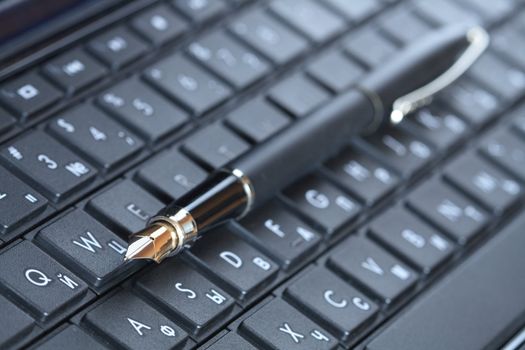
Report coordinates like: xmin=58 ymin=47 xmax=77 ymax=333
xmin=358 ymin=24 xmax=470 ymax=127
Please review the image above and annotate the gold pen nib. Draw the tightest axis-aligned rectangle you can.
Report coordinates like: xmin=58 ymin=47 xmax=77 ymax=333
xmin=124 ymin=223 xmax=178 ymax=263
xmin=124 ymin=236 xmax=156 ymax=261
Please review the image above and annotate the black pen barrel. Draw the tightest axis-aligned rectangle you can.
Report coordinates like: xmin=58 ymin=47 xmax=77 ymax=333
xmin=234 ymin=25 xmax=470 ymax=206
xmin=233 ymin=90 xmax=374 ymax=206
xmin=157 ymin=171 xmax=248 ymax=231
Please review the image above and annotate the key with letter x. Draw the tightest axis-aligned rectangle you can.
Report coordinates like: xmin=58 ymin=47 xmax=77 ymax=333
xmin=241 ymin=298 xmax=337 ymax=349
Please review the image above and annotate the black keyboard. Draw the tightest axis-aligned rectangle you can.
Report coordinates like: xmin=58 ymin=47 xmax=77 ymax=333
xmin=0 ymin=0 xmax=525 ymax=349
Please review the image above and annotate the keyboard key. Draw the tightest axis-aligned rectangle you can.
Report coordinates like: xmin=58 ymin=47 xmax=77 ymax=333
xmin=268 ymin=73 xmax=330 ymax=118
xmin=0 ymin=72 xmax=62 ymax=120
xmin=468 ymin=52 xmax=525 ymax=103
xmin=439 ymin=79 xmax=501 ymax=127
xmin=87 ymin=180 xmax=164 ymax=236
xmin=188 ymin=31 xmax=271 ymax=89
xmin=172 ymin=0 xmax=228 ymax=23
xmin=84 ymin=291 xmax=188 ymax=350
xmin=269 ymin=0 xmax=345 ymax=43
xmin=0 ymin=166 xmax=48 ymax=235
xmin=98 ymin=78 xmax=188 ymax=143
xmin=0 ymin=294 xmax=36 ymax=349
xmin=285 ymin=266 xmax=378 ymax=341
xmin=328 ymin=236 xmax=417 ymax=304
xmin=183 ymin=123 xmax=250 ymax=169
xmin=515 ymin=10 xmax=525 ymax=34
xmin=0 ymin=241 xmax=91 ymax=323
xmin=366 ymin=210 xmax=525 ymax=350
xmin=131 ymin=4 xmax=188 ymax=46
xmin=325 ymin=147 xmax=399 ymax=206
xmin=204 ymin=332 xmax=257 ymax=350
xmin=321 ymin=0 xmax=382 ymax=23
xmin=36 ymin=209 xmax=131 ymax=290
xmin=407 ymin=179 xmax=489 ymax=244
xmin=284 ymin=175 xmax=361 ymax=234
xmin=458 ymin=0 xmax=513 ymax=23
xmin=226 ymin=97 xmax=290 ymax=143
xmin=412 ymin=0 xmax=480 ymax=26
xmin=306 ymin=51 xmax=364 ymax=93
xmin=87 ymin=26 xmax=148 ymax=70
xmin=378 ymin=7 xmax=431 ymax=45
xmin=513 ymin=109 xmax=525 ymax=138
xmin=49 ymin=105 xmax=143 ymax=171
xmin=144 ymin=54 xmax=232 ymax=116
xmin=493 ymin=25 xmax=525 ymax=70
xmin=1 ymin=131 xmax=97 ymax=202
xmin=136 ymin=150 xmax=207 ymax=202
xmin=343 ymin=28 xmax=397 ymax=68
xmin=0 ymin=107 xmax=16 ymax=134
xmin=239 ymin=200 xmax=321 ymax=269
xmin=402 ymin=106 xmax=467 ymax=151
xmin=35 ymin=325 xmax=107 ymax=350
xmin=135 ymin=258 xmax=235 ymax=336
xmin=241 ymin=298 xmax=337 ymax=349
xmin=229 ymin=10 xmax=309 ymax=65
xmin=369 ymin=207 xmax=454 ymax=273
xmin=360 ymin=127 xmax=434 ymax=178
xmin=42 ymin=48 xmax=108 ymax=94
xmin=189 ymin=227 xmax=279 ymax=301
xmin=444 ymin=153 xmax=522 ymax=214
xmin=480 ymin=128 xmax=525 ymax=182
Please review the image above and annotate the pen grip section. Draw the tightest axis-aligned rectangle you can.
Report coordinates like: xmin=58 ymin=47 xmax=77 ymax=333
xmin=158 ymin=171 xmax=248 ymax=232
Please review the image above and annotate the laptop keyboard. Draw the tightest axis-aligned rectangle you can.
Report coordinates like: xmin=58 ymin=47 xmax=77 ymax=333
xmin=0 ymin=0 xmax=524 ymax=348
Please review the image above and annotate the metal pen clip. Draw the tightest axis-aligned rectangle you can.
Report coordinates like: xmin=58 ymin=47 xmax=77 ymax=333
xmin=390 ymin=26 xmax=490 ymax=124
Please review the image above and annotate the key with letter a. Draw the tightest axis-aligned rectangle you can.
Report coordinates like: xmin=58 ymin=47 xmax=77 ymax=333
xmin=83 ymin=290 xmax=188 ymax=350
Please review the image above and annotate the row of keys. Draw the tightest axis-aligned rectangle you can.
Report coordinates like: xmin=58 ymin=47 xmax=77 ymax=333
xmin=0 ymin=0 xmax=237 ymax=124
xmin=0 ymin=0 xmax=332 ymax=140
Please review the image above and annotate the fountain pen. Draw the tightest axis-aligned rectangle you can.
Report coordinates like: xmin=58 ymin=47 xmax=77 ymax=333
xmin=125 ymin=24 xmax=489 ymax=263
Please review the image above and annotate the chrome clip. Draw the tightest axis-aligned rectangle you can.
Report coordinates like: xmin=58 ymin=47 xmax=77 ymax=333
xmin=390 ymin=26 xmax=490 ymax=124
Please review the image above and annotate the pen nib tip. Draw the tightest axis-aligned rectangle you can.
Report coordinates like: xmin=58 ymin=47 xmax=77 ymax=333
xmin=124 ymin=223 xmax=177 ymax=263
xmin=125 ymin=235 xmax=157 ymax=262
